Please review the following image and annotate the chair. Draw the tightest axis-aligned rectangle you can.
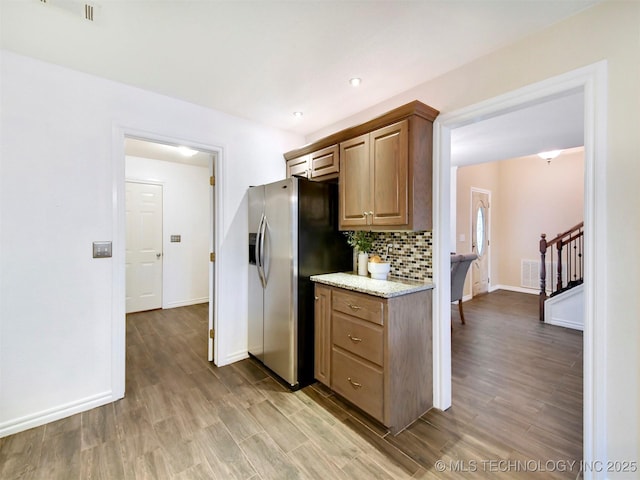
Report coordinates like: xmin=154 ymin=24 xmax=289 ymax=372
xmin=450 ymin=253 xmax=477 ymax=324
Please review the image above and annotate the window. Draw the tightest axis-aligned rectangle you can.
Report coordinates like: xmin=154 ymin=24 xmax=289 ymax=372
xmin=476 ymin=206 xmax=485 ymax=257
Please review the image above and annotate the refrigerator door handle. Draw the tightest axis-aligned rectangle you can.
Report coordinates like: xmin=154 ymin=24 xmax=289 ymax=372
xmin=256 ymin=213 xmax=264 ymax=269
xmin=257 ymin=213 xmax=267 ymax=287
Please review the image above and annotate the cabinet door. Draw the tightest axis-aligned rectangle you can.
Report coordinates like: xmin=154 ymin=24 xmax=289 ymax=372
xmin=339 ymin=134 xmax=370 ymax=228
xmin=370 ymin=120 xmax=408 ymax=226
xmin=286 ymin=155 xmax=309 ymax=178
xmin=310 ymin=145 xmax=339 ymax=180
xmin=314 ymin=284 xmax=332 ymax=386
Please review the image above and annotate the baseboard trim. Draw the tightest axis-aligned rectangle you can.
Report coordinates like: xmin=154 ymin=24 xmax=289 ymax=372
xmin=490 ymin=285 xmax=539 ymax=295
xmin=0 ymin=391 xmax=115 ymax=438
xmin=164 ymin=297 xmax=209 ymax=309
xmin=545 ymin=317 xmax=584 ymax=331
xmin=217 ymin=350 xmax=249 ymax=367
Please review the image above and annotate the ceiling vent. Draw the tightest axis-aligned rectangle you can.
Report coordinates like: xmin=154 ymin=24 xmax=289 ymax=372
xmin=38 ymin=0 xmax=100 ymax=23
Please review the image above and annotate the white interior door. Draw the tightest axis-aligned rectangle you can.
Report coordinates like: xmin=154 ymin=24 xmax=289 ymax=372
xmin=471 ymin=189 xmax=490 ymax=296
xmin=126 ymin=181 xmax=163 ymax=313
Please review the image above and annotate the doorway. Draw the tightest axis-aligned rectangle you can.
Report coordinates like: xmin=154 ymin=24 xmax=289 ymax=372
xmin=123 ymin=136 xmax=219 ymax=364
xmin=432 ymin=62 xmax=608 ymax=467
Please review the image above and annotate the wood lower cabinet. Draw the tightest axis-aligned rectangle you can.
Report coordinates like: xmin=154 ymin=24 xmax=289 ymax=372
xmin=314 ymin=284 xmax=432 ymax=434
xmin=286 ymin=145 xmax=339 ymax=181
xmin=313 ymin=284 xmax=332 ymax=386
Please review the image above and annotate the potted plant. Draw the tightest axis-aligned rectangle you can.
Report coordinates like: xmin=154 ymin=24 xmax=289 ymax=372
xmin=344 ymin=231 xmax=374 ymax=276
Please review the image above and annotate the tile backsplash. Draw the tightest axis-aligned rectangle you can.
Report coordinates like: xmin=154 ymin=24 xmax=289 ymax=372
xmin=369 ymin=231 xmax=433 ymax=282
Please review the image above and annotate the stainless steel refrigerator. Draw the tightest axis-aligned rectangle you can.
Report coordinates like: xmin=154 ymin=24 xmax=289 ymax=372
xmin=248 ymin=177 xmax=352 ymax=388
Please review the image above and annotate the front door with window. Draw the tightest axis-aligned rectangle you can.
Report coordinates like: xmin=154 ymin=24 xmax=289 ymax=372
xmin=471 ymin=189 xmax=490 ymax=296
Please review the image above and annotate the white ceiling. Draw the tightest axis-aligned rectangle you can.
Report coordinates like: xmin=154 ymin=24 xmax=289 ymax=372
xmin=125 ymin=138 xmax=212 ymax=167
xmin=1 ymin=0 xmax=600 ymax=138
xmin=451 ymin=90 xmax=585 ymax=166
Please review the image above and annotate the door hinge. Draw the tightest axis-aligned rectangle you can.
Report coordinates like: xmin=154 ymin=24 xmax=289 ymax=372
xmin=209 ymin=328 xmax=215 ymax=339
xmin=210 ymin=252 xmax=216 ymax=262
xmin=210 ymin=176 xmax=215 ymax=186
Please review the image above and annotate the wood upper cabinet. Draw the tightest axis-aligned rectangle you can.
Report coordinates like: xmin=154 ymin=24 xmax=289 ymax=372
xmin=339 ymin=117 xmax=431 ymax=231
xmin=371 ymin=122 xmax=408 ymax=226
xmin=310 ymin=145 xmax=339 ymax=180
xmin=284 ymin=101 xmax=438 ymax=230
xmin=339 ymin=134 xmax=370 ymax=226
xmin=286 ymin=145 xmax=339 ymax=181
xmin=339 ymin=120 xmax=409 ymax=228
xmin=286 ymin=155 xmax=310 ymax=179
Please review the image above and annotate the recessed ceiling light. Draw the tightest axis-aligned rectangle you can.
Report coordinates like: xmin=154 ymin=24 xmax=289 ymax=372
xmin=349 ymin=77 xmax=362 ymax=87
xmin=293 ymin=111 xmax=304 ymax=118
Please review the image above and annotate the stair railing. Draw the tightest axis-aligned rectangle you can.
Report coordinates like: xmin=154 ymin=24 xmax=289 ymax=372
xmin=539 ymin=221 xmax=584 ymax=321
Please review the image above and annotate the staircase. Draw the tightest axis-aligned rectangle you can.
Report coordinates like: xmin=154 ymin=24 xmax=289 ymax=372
xmin=539 ymin=221 xmax=584 ymax=322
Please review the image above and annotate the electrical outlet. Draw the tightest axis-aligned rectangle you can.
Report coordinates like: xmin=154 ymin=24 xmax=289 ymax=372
xmin=93 ymin=241 xmax=112 ymax=258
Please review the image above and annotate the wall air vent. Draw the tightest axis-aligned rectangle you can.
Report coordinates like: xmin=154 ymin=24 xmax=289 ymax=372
xmin=521 ymin=259 xmax=567 ymax=292
xmin=38 ymin=0 xmax=100 ymax=23
xmin=84 ymin=3 xmax=94 ymax=21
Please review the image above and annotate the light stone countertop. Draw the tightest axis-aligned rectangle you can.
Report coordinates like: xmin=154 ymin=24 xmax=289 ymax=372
xmin=310 ymin=272 xmax=434 ymax=298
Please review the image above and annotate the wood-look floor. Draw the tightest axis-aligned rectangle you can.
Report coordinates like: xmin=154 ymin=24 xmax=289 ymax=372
xmin=0 ymin=290 xmax=582 ymax=479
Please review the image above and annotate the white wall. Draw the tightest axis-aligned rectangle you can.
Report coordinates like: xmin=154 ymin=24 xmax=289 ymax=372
xmin=0 ymin=50 xmax=302 ymax=436
xmin=126 ymin=155 xmax=210 ymax=308
xmin=308 ymin=1 xmax=640 ymax=473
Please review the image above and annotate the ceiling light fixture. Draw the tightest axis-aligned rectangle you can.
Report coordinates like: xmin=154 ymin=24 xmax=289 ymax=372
xmin=349 ymin=77 xmax=362 ymax=87
xmin=293 ymin=111 xmax=304 ymax=118
xmin=176 ymin=146 xmax=198 ymax=157
xmin=538 ymin=149 xmax=562 ymax=164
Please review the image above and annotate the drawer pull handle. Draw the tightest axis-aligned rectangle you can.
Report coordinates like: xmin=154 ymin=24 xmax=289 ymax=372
xmin=347 ymin=334 xmax=362 ymax=343
xmin=347 ymin=303 xmax=361 ymax=311
xmin=347 ymin=377 xmax=362 ymax=389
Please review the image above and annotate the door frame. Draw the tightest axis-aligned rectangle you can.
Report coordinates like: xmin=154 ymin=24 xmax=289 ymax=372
xmin=432 ymin=61 xmax=608 ymax=473
xmin=111 ymin=126 xmax=224 ymax=398
xmin=469 ymin=187 xmax=491 ymax=298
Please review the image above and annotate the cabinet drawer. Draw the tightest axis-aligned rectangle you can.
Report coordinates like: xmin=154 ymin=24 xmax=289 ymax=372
xmin=331 ymin=348 xmax=383 ymax=421
xmin=332 ymin=290 xmax=384 ymax=325
xmin=332 ymin=312 xmax=383 ymax=366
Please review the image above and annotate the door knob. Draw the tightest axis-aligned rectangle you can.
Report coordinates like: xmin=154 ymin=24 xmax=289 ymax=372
xmin=156 ymin=253 xmax=162 ymax=258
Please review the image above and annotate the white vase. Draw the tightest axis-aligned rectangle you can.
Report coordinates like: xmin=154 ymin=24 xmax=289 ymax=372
xmin=357 ymin=252 xmax=369 ymax=276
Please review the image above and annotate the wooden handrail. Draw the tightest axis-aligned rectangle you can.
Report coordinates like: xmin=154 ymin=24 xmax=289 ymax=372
xmin=544 ymin=221 xmax=584 ymax=248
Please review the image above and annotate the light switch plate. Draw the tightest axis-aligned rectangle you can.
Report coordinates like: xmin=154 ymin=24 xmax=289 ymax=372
xmin=93 ymin=241 xmax=112 ymax=258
